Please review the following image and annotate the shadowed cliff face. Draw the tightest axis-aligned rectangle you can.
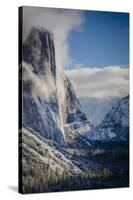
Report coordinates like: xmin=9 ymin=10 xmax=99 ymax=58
xmin=23 ymin=26 xmax=56 ymax=77
xmin=21 ymin=26 xmax=87 ymax=146
xmin=63 ymin=75 xmax=87 ymax=124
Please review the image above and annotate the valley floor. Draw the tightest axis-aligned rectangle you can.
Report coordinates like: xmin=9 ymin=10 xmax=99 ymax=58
xmin=20 ymin=130 xmax=129 ymax=193
xmin=49 ymin=142 xmax=129 ymax=193
xmin=19 ymin=128 xmax=129 ymax=194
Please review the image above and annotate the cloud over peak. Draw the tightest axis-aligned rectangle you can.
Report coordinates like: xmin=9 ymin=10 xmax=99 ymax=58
xmin=23 ymin=7 xmax=83 ymax=71
xmin=65 ymin=66 xmax=129 ymax=99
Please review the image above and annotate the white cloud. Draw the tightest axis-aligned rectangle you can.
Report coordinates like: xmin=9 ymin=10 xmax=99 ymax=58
xmin=23 ymin=7 xmax=84 ymax=125
xmin=22 ymin=62 xmax=56 ymax=100
xmin=22 ymin=7 xmax=84 ymax=131
xmin=22 ymin=7 xmax=129 ymax=100
xmin=23 ymin=7 xmax=83 ymax=71
xmin=65 ymin=66 xmax=129 ymax=99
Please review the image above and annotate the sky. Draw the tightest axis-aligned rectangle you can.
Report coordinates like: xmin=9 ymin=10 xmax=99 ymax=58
xmin=67 ymin=10 xmax=129 ymax=69
xmin=23 ymin=7 xmax=129 ymax=99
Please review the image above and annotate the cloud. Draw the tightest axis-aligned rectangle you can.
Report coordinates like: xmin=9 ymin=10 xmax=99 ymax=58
xmin=22 ymin=62 xmax=56 ymax=99
xmin=23 ymin=6 xmax=83 ymax=71
xmin=23 ymin=7 xmax=84 ymax=129
xmin=65 ymin=66 xmax=129 ymax=99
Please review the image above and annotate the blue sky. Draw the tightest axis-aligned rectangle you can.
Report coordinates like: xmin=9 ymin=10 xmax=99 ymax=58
xmin=66 ymin=10 xmax=129 ymax=69
xmin=24 ymin=7 xmax=129 ymax=99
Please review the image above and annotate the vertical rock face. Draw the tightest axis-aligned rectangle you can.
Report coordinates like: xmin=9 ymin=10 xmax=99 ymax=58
xmin=21 ymin=26 xmax=87 ymax=146
xmin=23 ymin=26 xmax=56 ymax=77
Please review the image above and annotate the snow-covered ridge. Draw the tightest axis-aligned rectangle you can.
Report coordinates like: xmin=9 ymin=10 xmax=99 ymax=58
xmin=21 ymin=128 xmax=81 ymax=175
xmin=80 ymin=97 xmax=120 ymax=125
xmin=100 ymin=95 xmax=129 ymax=129
xmin=82 ymin=95 xmax=129 ymax=142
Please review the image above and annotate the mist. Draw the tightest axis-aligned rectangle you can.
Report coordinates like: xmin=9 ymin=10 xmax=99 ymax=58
xmin=23 ymin=6 xmax=83 ymax=71
xmin=22 ymin=7 xmax=84 ymax=131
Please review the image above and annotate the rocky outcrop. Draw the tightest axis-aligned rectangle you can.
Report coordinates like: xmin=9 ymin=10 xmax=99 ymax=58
xmin=21 ymin=26 xmax=87 ymax=146
xmin=63 ymin=75 xmax=87 ymax=124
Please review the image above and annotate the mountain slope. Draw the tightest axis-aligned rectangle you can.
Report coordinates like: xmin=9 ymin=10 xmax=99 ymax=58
xmin=99 ymin=95 xmax=129 ymax=141
xmin=21 ymin=128 xmax=81 ymax=174
xmin=83 ymin=95 xmax=129 ymax=142
xmin=21 ymin=26 xmax=87 ymax=146
xmin=80 ymin=97 xmax=120 ymax=125
xmin=99 ymin=95 xmax=129 ymax=129
xmin=20 ymin=128 xmax=82 ymax=193
xmin=64 ymin=76 xmax=87 ymax=124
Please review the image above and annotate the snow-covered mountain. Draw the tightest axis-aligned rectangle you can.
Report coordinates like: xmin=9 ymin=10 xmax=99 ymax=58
xmin=98 ymin=95 xmax=129 ymax=141
xmin=80 ymin=97 xmax=120 ymax=125
xmin=84 ymin=95 xmax=129 ymax=142
xmin=21 ymin=128 xmax=81 ymax=175
xmin=21 ymin=26 xmax=87 ymax=146
xmin=20 ymin=26 xmax=129 ymax=194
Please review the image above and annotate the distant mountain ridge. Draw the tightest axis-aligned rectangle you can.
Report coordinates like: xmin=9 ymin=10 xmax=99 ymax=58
xmin=83 ymin=95 xmax=129 ymax=142
xmin=80 ymin=97 xmax=120 ymax=125
xmin=98 ymin=95 xmax=129 ymax=141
